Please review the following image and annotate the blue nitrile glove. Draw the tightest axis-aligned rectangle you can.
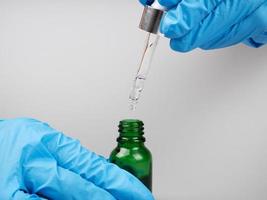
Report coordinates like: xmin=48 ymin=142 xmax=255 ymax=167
xmin=140 ymin=0 xmax=267 ymax=52
xmin=0 ymin=118 xmax=154 ymax=200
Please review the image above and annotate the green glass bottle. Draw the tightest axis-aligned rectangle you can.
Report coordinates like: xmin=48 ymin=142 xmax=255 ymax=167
xmin=110 ymin=119 xmax=153 ymax=191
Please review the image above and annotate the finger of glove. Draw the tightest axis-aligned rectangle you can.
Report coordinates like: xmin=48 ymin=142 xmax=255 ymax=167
xmin=169 ymin=0 xmax=267 ymax=52
xmin=247 ymin=31 xmax=267 ymax=47
xmin=244 ymin=2 xmax=267 ymax=47
xmin=38 ymin=125 xmax=154 ymax=200
xmin=160 ymin=0 xmax=222 ymax=38
xmin=158 ymin=0 xmax=181 ymax=8
xmin=23 ymin=155 xmax=115 ymax=200
xmin=139 ymin=0 xmax=154 ymax=6
xmin=13 ymin=190 xmax=47 ymax=200
xmin=200 ymin=2 xmax=267 ymax=50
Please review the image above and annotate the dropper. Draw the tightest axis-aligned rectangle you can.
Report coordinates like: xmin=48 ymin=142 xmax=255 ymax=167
xmin=129 ymin=0 xmax=167 ymax=110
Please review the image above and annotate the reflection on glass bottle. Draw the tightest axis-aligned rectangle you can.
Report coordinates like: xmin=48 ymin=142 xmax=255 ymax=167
xmin=110 ymin=119 xmax=152 ymax=191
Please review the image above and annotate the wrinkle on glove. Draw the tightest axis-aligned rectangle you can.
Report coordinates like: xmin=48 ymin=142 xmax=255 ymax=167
xmin=0 ymin=118 xmax=154 ymax=200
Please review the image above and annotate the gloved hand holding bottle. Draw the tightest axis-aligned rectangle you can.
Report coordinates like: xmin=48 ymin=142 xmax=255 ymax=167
xmin=140 ymin=0 xmax=267 ymax=52
xmin=0 ymin=118 xmax=154 ymax=200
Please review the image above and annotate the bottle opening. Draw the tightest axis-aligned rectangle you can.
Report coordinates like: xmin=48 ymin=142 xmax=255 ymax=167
xmin=119 ymin=119 xmax=144 ymax=137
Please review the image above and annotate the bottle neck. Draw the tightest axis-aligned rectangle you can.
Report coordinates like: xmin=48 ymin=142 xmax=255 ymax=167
xmin=117 ymin=119 xmax=146 ymax=146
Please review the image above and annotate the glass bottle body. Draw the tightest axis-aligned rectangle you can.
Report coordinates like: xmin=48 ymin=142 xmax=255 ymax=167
xmin=109 ymin=120 xmax=152 ymax=191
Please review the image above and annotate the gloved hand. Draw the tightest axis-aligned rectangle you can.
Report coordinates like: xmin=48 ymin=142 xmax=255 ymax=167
xmin=140 ymin=0 xmax=267 ymax=52
xmin=0 ymin=118 xmax=154 ymax=200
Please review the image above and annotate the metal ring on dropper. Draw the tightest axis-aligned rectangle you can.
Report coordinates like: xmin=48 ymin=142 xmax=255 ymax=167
xmin=139 ymin=6 xmax=165 ymax=34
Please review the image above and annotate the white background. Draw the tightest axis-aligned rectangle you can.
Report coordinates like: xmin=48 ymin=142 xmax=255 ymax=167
xmin=0 ymin=0 xmax=267 ymax=199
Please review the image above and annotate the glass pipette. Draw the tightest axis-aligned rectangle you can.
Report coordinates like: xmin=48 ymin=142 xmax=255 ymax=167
xmin=129 ymin=0 xmax=166 ymax=110
xmin=129 ymin=33 xmax=159 ymax=110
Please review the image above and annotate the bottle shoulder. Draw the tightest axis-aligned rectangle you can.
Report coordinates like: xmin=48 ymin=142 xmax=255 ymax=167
xmin=110 ymin=145 xmax=152 ymax=162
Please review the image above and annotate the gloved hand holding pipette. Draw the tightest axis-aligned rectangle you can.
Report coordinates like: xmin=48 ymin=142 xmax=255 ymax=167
xmin=140 ymin=0 xmax=267 ymax=52
xmin=0 ymin=118 xmax=154 ymax=200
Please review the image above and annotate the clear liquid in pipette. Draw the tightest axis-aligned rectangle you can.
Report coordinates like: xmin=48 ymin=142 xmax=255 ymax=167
xmin=129 ymin=75 xmax=146 ymax=111
xmin=129 ymin=33 xmax=159 ymax=111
